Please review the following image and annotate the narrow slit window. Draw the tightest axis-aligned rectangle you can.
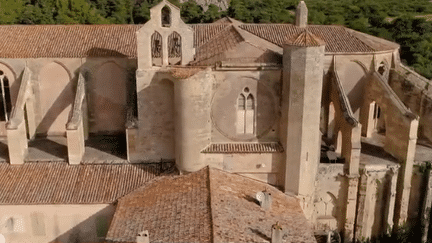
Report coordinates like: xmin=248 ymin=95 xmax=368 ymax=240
xmin=0 ymin=70 xmax=12 ymax=122
xmin=162 ymin=6 xmax=171 ymax=27
xmin=245 ymin=94 xmax=254 ymax=134
xmin=236 ymin=94 xmax=246 ymax=134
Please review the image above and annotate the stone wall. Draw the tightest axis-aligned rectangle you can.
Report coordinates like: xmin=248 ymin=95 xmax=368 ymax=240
xmin=389 ymin=65 xmax=432 ymax=143
xmin=0 ymin=58 xmax=136 ymax=138
xmin=314 ymin=164 xmax=346 ymax=232
xmin=354 ymin=164 xmax=399 ymax=240
xmin=0 ymin=204 xmax=114 ymax=243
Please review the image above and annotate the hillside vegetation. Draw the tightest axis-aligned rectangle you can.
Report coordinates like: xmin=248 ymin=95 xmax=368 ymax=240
xmin=0 ymin=0 xmax=431 ymax=79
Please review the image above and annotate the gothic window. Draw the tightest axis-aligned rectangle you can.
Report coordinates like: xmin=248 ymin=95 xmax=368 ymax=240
xmin=236 ymin=87 xmax=255 ymax=134
xmin=0 ymin=70 xmax=12 ymax=122
xmin=245 ymin=94 xmax=254 ymax=134
xmin=168 ymin=32 xmax=182 ymax=65
xmin=161 ymin=6 xmax=171 ymax=27
xmin=151 ymin=31 xmax=163 ymax=66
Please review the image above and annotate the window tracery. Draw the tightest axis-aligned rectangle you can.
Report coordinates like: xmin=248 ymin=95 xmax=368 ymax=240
xmin=237 ymin=87 xmax=255 ymax=134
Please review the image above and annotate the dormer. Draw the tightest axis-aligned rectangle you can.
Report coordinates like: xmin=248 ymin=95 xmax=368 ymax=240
xmin=137 ymin=0 xmax=195 ymax=69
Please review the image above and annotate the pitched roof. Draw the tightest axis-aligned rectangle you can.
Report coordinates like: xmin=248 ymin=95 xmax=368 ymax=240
xmin=106 ymin=167 xmax=213 ymax=243
xmin=285 ymin=29 xmax=325 ymax=47
xmin=192 ymin=25 xmax=245 ymax=65
xmin=190 ymin=23 xmax=230 ymax=48
xmin=0 ymin=21 xmax=397 ymax=59
xmin=0 ymin=25 xmax=141 ymax=58
xmin=239 ymin=24 xmax=387 ymax=53
xmin=106 ymin=167 xmax=316 ymax=243
xmin=0 ymin=162 xmax=172 ymax=205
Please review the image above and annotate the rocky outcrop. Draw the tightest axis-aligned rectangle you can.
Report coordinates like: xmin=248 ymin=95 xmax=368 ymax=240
xmin=179 ymin=0 xmax=230 ymax=11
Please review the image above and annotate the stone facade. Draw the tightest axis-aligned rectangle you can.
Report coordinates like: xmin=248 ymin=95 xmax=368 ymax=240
xmin=0 ymin=1 xmax=432 ymax=242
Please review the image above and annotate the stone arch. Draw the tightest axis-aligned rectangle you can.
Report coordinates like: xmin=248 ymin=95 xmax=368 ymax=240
xmin=168 ymin=31 xmax=182 ymax=65
xmin=151 ymin=31 xmax=163 ymax=66
xmin=38 ymin=61 xmax=74 ymax=135
xmin=90 ymin=61 xmax=128 ymax=134
xmin=377 ymin=60 xmax=389 ymax=78
xmin=161 ymin=5 xmax=171 ymax=27
xmin=363 ymin=100 xmax=387 ymax=138
xmin=340 ymin=61 xmax=368 ymax=115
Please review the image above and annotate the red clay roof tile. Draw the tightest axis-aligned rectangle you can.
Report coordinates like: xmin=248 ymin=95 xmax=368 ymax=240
xmin=0 ymin=22 xmax=395 ymax=60
xmin=0 ymin=162 xmax=167 ymax=204
xmin=106 ymin=167 xmax=317 ymax=243
xmin=239 ymin=24 xmax=381 ymax=53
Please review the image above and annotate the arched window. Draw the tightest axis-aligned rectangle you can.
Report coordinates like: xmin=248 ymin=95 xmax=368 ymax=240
xmin=168 ymin=32 xmax=182 ymax=65
xmin=161 ymin=6 xmax=171 ymax=27
xmin=378 ymin=61 xmax=387 ymax=76
xmin=151 ymin=31 xmax=163 ymax=66
xmin=236 ymin=87 xmax=255 ymax=134
xmin=245 ymin=94 xmax=254 ymax=134
xmin=0 ymin=70 xmax=12 ymax=122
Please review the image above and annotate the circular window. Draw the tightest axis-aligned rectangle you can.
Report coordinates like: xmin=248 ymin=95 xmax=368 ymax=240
xmin=244 ymin=87 xmax=250 ymax=93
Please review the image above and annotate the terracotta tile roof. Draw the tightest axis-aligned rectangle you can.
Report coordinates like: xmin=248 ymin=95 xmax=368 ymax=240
xmin=0 ymin=162 xmax=169 ymax=205
xmin=106 ymin=167 xmax=316 ymax=243
xmin=106 ymin=167 xmax=213 ymax=243
xmin=239 ymin=24 xmax=380 ymax=53
xmin=285 ymin=29 xmax=325 ymax=47
xmin=190 ymin=24 xmax=230 ymax=48
xmin=210 ymin=169 xmax=316 ymax=243
xmin=0 ymin=21 xmax=395 ymax=59
xmin=201 ymin=142 xmax=284 ymax=153
xmin=192 ymin=25 xmax=245 ymax=65
xmin=0 ymin=25 xmax=141 ymax=58
xmin=212 ymin=17 xmax=234 ymax=24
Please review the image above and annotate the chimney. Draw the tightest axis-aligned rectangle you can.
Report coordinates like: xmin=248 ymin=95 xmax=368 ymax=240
xmin=136 ymin=230 xmax=149 ymax=243
xmin=271 ymin=222 xmax=283 ymax=243
xmin=256 ymin=190 xmax=272 ymax=211
xmin=296 ymin=1 xmax=308 ymax=28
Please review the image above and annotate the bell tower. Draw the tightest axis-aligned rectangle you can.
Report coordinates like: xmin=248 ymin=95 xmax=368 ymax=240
xmin=136 ymin=0 xmax=195 ymax=69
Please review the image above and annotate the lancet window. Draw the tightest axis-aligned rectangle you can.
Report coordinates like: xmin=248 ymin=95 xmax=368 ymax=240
xmin=0 ymin=70 xmax=12 ymax=122
xmin=151 ymin=31 xmax=163 ymax=66
xmin=237 ymin=87 xmax=255 ymax=134
xmin=161 ymin=6 xmax=171 ymax=27
xmin=168 ymin=32 xmax=182 ymax=65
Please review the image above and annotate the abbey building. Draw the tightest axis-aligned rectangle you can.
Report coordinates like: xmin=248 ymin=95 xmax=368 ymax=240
xmin=0 ymin=1 xmax=432 ymax=242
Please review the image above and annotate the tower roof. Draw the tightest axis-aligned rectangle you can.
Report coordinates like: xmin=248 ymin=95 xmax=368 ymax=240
xmin=284 ymin=29 xmax=325 ymax=47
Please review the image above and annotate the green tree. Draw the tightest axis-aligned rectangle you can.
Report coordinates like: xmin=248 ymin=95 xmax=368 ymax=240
xmin=0 ymin=0 xmax=25 ymax=24
xmin=203 ymin=4 xmax=221 ymax=23
xmin=181 ymin=0 xmax=204 ymax=23
xmin=56 ymin=0 xmax=108 ymax=24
